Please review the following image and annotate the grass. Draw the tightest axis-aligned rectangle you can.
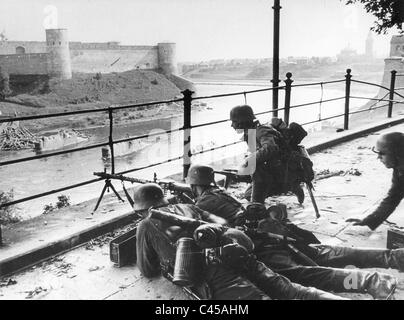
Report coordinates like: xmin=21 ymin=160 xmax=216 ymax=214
xmin=0 ymin=189 xmax=22 ymax=224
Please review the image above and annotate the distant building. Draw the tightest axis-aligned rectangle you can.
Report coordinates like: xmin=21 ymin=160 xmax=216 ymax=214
xmin=337 ymin=46 xmax=360 ymax=63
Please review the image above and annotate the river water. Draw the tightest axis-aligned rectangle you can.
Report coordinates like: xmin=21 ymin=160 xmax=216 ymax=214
xmin=0 ymin=81 xmax=378 ymax=219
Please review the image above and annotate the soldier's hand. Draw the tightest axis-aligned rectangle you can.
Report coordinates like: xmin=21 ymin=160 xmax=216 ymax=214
xmin=346 ymin=218 xmax=367 ymax=226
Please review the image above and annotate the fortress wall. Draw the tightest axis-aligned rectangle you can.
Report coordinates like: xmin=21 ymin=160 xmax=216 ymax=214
xmin=0 ymin=41 xmax=46 ymax=54
xmin=69 ymin=47 xmax=159 ymax=73
xmin=383 ymin=58 xmax=404 ymax=92
xmin=69 ymin=42 xmax=155 ymax=51
xmin=0 ymin=53 xmax=48 ymax=74
xmin=169 ymin=74 xmax=195 ymax=92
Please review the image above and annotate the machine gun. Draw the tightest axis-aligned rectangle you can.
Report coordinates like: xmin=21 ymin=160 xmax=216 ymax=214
xmin=92 ymin=171 xmax=194 ymax=213
xmin=214 ymin=169 xmax=252 ymax=189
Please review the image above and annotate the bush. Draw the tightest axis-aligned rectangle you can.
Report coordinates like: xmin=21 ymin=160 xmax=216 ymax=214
xmin=56 ymin=195 xmax=71 ymax=209
xmin=0 ymin=189 xmax=21 ymax=224
xmin=0 ymin=66 xmax=12 ymax=98
xmin=42 ymin=194 xmax=71 ymax=215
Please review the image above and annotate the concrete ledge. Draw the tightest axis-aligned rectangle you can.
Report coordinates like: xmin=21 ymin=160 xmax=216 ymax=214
xmin=0 ymin=211 xmax=137 ymax=277
xmin=306 ymin=116 xmax=404 ymax=154
xmin=2 ymin=115 xmax=404 ymax=277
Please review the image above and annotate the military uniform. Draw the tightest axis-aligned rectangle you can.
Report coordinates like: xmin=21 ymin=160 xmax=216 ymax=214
xmin=136 ymin=203 xmax=270 ymax=300
xmin=136 ymin=203 xmax=344 ymax=300
xmin=242 ymin=122 xmax=305 ymax=203
xmin=361 ymin=168 xmax=404 ymax=230
xmin=194 ymin=187 xmax=400 ymax=299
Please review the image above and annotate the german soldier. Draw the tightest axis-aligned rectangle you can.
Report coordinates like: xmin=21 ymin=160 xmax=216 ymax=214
xmin=188 ymin=164 xmax=400 ymax=299
xmin=347 ymin=132 xmax=404 ymax=230
xmin=229 ymin=105 xmax=305 ymax=204
xmin=134 ymin=183 xmax=346 ymax=300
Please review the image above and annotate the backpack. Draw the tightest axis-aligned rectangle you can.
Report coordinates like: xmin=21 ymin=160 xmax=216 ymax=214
xmin=271 ymin=121 xmax=315 ymax=187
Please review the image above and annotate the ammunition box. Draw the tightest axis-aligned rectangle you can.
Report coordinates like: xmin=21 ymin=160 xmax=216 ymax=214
xmin=110 ymin=228 xmax=137 ymax=267
xmin=387 ymin=228 xmax=404 ymax=249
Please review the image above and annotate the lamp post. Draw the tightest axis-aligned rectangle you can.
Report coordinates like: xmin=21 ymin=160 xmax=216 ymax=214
xmin=271 ymin=0 xmax=281 ymax=118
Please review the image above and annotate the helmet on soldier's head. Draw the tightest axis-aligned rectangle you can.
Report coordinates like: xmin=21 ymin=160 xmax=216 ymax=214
xmin=133 ymin=183 xmax=169 ymax=211
xmin=271 ymin=117 xmax=287 ymax=130
xmin=229 ymin=105 xmax=256 ymax=123
xmin=187 ymin=164 xmax=215 ymax=186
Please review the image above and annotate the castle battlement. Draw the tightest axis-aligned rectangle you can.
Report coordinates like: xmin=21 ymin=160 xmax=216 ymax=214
xmin=0 ymin=28 xmax=177 ymax=80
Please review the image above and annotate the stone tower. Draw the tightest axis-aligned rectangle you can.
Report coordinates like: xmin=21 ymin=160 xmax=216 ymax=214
xmin=46 ymin=28 xmax=72 ymax=79
xmin=365 ymin=31 xmax=374 ymax=59
xmin=380 ymin=34 xmax=404 ymax=92
xmin=157 ymin=42 xmax=178 ymax=77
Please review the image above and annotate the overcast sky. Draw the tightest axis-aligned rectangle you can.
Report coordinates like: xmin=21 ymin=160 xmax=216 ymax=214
xmin=0 ymin=0 xmax=399 ymax=62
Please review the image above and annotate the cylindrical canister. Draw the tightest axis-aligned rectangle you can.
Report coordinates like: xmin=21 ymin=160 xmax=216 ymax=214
xmin=267 ymin=204 xmax=288 ymax=222
xmin=172 ymin=237 xmax=202 ymax=286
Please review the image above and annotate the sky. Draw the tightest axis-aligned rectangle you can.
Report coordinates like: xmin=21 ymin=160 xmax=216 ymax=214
xmin=0 ymin=0 xmax=399 ymax=62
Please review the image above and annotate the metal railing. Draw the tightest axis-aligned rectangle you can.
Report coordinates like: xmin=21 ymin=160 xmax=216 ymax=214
xmin=1 ymin=68 xmax=404 ymax=245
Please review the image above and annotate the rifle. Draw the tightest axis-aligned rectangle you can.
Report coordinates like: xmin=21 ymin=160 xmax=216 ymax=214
xmin=149 ymin=208 xmax=207 ymax=229
xmin=245 ymin=227 xmax=319 ymax=267
xmin=297 ymin=146 xmax=320 ymax=219
xmin=214 ymin=169 xmax=252 ymax=189
xmin=93 ymin=171 xmax=194 ymax=212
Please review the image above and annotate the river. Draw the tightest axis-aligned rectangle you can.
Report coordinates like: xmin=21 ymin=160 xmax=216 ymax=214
xmin=0 ymin=81 xmax=378 ymax=220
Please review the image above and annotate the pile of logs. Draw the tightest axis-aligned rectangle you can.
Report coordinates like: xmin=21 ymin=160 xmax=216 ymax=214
xmin=0 ymin=121 xmax=38 ymax=151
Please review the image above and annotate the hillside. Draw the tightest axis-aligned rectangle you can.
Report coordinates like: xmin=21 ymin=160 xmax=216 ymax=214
xmin=4 ymin=70 xmax=181 ymax=108
xmin=0 ymin=70 xmax=184 ymax=133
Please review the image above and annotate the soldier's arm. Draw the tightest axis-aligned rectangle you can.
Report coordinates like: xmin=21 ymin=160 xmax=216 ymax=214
xmin=193 ymin=205 xmax=228 ymax=226
xmin=362 ymin=170 xmax=404 ymax=230
xmin=136 ymin=219 xmax=161 ymax=278
xmin=255 ymin=127 xmax=280 ymax=164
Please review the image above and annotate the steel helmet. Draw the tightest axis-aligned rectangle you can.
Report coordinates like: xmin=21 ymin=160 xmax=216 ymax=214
xmin=377 ymin=132 xmax=404 ymax=158
xmin=132 ymin=183 xmax=169 ymax=211
xmin=187 ymin=164 xmax=215 ymax=186
xmin=229 ymin=105 xmax=256 ymax=123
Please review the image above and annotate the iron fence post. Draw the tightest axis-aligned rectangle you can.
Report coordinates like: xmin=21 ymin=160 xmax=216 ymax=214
xmin=388 ymin=70 xmax=397 ymax=118
xmin=284 ymin=72 xmax=293 ymax=125
xmin=271 ymin=0 xmax=281 ymax=118
xmin=182 ymin=89 xmax=194 ymax=180
xmin=344 ymin=69 xmax=352 ymax=130
xmin=108 ymin=107 xmax=115 ymax=174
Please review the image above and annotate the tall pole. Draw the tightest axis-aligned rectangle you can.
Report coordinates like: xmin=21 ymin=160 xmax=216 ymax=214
xmin=272 ymin=0 xmax=281 ymax=118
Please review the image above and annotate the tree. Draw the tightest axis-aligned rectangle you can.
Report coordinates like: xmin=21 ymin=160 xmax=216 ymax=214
xmin=0 ymin=66 xmax=11 ymax=98
xmin=344 ymin=0 xmax=404 ymax=34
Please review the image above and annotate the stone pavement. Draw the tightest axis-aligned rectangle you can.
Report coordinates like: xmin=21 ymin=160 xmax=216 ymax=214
xmin=1 ymin=121 xmax=404 ymax=299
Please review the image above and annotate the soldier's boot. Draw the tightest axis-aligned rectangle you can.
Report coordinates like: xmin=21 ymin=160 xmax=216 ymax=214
xmin=386 ymin=248 xmax=404 ymax=271
xmin=291 ymin=184 xmax=305 ymax=204
xmin=362 ymin=272 xmax=397 ymax=300
xmin=344 ymin=270 xmax=397 ymax=300
xmin=243 ymin=258 xmax=348 ymax=300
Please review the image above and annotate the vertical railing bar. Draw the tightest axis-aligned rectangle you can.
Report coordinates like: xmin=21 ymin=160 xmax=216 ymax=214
xmin=108 ymin=107 xmax=115 ymax=174
xmin=182 ymin=89 xmax=193 ymax=180
xmin=284 ymin=72 xmax=293 ymax=125
xmin=344 ymin=69 xmax=352 ymax=130
xmin=388 ymin=70 xmax=397 ymax=118
xmin=271 ymin=0 xmax=281 ymax=118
